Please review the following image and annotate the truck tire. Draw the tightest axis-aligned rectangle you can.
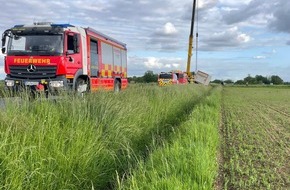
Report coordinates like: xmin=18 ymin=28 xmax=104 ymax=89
xmin=114 ymin=80 xmax=121 ymax=92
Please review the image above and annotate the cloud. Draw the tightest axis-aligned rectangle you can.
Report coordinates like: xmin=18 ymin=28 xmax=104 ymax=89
xmin=148 ymin=22 xmax=182 ymax=52
xmin=219 ymin=0 xmax=252 ymax=6
xmin=144 ymin=57 xmax=164 ymax=69
xmin=198 ymin=0 xmax=218 ymax=9
xmin=70 ymin=1 xmax=107 ymax=12
xmin=269 ymin=1 xmax=290 ymax=33
xmin=202 ymin=26 xmax=251 ymax=50
xmin=155 ymin=22 xmax=178 ymax=36
xmin=253 ymin=56 xmax=266 ymax=59
xmin=287 ymin=41 xmax=290 ymax=46
xmin=144 ymin=57 xmax=181 ymax=70
xmin=147 ymin=36 xmax=181 ymax=52
xmin=146 ymin=57 xmax=182 ymax=70
xmin=222 ymin=0 xmax=269 ymax=25
xmin=128 ymin=55 xmax=184 ymax=76
xmin=262 ymin=49 xmax=277 ymax=55
xmin=220 ymin=0 xmax=290 ymax=34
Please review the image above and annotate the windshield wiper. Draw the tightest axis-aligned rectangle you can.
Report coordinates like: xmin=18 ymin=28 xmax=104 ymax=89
xmin=8 ymin=50 xmax=30 ymax=56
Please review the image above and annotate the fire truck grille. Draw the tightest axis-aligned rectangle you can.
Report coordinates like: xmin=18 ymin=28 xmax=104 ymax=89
xmin=9 ymin=65 xmax=57 ymax=79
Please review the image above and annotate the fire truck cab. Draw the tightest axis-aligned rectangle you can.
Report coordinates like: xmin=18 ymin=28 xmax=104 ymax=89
xmin=158 ymin=70 xmax=188 ymax=86
xmin=1 ymin=22 xmax=128 ymax=96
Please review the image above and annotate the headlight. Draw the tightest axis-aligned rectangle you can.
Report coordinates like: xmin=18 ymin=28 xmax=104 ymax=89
xmin=5 ymin=80 xmax=15 ymax=87
xmin=49 ymin=81 xmax=64 ymax=88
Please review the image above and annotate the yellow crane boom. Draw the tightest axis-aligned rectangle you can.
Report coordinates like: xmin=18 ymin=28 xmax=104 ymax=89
xmin=186 ymin=0 xmax=197 ymax=79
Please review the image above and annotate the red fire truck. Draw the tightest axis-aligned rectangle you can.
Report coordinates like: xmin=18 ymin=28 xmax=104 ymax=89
xmin=1 ymin=22 xmax=128 ymax=96
xmin=158 ymin=70 xmax=188 ymax=86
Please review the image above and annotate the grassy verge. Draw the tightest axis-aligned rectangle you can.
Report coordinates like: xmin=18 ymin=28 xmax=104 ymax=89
xmin=116 ymin=86 xmax=222 ymax=190
xmin=0 ymin=84 xmax=211 ymax=189
xmin=0 ymin=81 xmax=4 ymax=97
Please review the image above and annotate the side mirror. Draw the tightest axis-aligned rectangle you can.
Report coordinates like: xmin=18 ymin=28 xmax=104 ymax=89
xmin=2 ymin=30 xmax=11 ymax=54
xmin=1 ymin=47 xmax=6 ymax=54
xmin=1 ymin=37 xmax=5 ymax=47
xmin=2 ymin=36 xmax=6 ymax=54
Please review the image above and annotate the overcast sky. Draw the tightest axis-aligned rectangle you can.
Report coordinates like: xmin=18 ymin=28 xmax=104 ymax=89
xmin=0 ymin=0 xmax=289 ymax=81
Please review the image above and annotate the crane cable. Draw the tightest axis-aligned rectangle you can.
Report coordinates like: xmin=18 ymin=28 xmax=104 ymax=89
xmin=195 ymin=0 xmax=199 ymax=73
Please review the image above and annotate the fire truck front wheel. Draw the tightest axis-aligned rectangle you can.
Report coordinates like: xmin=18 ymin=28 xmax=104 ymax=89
xmin=75 ymin=78 xmax=89 ymax=93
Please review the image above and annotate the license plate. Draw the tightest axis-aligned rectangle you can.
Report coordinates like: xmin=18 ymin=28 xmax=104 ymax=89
xmin=25 ymin=81 xmax=39 ymax=86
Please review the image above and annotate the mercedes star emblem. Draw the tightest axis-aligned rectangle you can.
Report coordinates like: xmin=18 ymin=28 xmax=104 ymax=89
xmin=27 ymin=64 xmax=37 ymax=72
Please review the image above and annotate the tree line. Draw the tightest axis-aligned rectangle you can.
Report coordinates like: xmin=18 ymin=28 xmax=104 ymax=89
xmin=212 ymin=75 xmax=287 ymax=85
xmin=128 ymin=70 xmax=158 ymax=83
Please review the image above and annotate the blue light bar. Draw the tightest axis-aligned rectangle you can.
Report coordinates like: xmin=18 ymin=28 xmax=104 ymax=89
xmin=13 ymin=25 xmax=24 ymax=28
xmin=51 ymin=24 xmax=74 ymax=28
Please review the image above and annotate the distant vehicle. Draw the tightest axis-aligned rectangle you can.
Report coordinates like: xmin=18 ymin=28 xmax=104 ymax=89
xmin=158 ymin=70 xmax=188 ymax=86
xmin=1 ymin=22 xmax=128 ymax=96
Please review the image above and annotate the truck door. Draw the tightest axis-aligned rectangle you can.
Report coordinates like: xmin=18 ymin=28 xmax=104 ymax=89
xmin=90 ymin=40 xmax=98 ymax=77
xmin=65 ymin=32 xmax=82 ymax=71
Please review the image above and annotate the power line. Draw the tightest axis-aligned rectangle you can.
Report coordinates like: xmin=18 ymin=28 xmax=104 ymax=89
xmin=195 ymin=0 xmax=199 ymax=72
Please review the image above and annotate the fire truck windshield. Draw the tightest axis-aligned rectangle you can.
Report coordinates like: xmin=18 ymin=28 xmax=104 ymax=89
xmin=7 ymin=34 xmax=63 ymax=56
xmin=159 ymin=73 xmax=172 ymax=79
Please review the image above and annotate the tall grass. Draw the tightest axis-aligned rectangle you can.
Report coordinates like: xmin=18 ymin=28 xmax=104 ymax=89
xmin=117 ymin=86 xmax=222 ymax=190
xmin=0 ymin=84 xmax=211 ymax=189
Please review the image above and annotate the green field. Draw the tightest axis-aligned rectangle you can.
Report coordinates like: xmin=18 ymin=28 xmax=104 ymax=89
xmin=221 ymin=87 xmax=290 ymax=190
xmin=0 ymin=84 xmax=289 ymax=189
